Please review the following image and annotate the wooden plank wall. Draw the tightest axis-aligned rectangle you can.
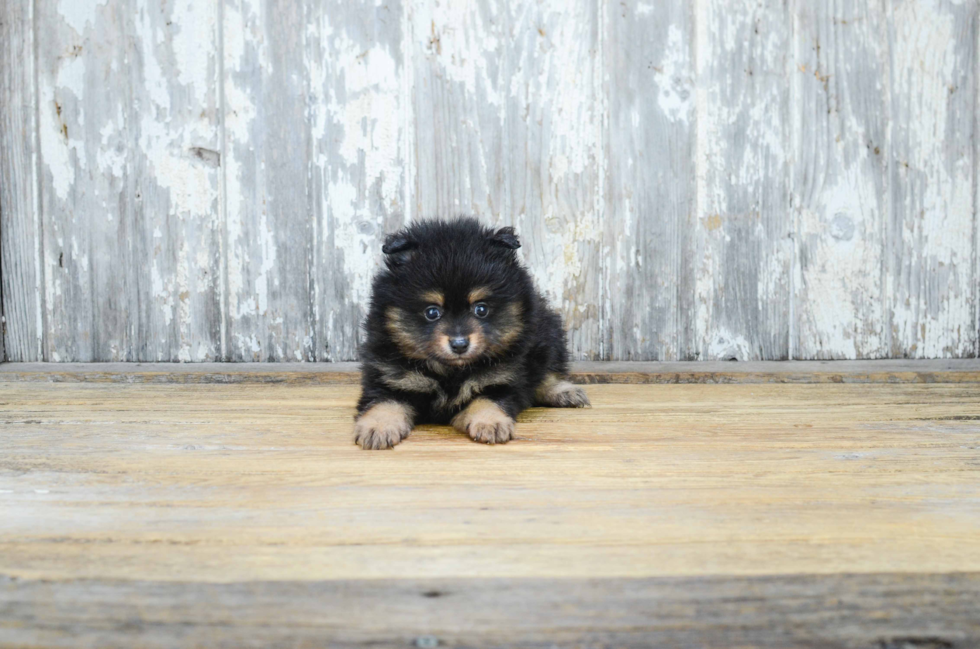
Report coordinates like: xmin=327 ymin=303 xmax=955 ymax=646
xmin=1 ymin=0 xmax=978 ymax=362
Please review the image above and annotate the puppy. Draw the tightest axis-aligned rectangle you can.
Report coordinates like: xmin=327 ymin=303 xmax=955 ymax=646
xmin=354 ymin=217 xmax=590 ymax=449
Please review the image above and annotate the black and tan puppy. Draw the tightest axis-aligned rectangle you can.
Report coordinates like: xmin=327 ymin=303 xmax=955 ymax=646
xmin=354 ymin=217 xmax=589 ymax=449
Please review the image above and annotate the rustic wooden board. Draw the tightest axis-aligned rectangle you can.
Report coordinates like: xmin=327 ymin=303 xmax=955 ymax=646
xmin=1 ymin=380 xmax=980 ymax=646
xmin=2 ymin=381 xmax=980 ymax=582
xmin=411 ymin=0 xmax=604 ymax=360
xmin=1 ymin=0 xmax=42 ymax=362
xmin=2 ymin=573 xmax=978 ymax=648
xmin=3 ymin=359 xmax=980 ymax=384
xmin=222 ymin=0 xmax=317 ymax=361
xmin=694 ymin=0 xmax=794 ymax=361
xmin=308 ymin=0 xmax=408 ymax=362
xmin=886 ymin=0 xmax=978 ymax=358
xmin=221 ymin=0 xmax=407 ymax=362
xmin=33 ymin=0 xmax=223 ymax=362
xmin=792 ymin=1 xmax=889 ymax=359
xmin=4 ymin=0 xmax=980 ymax=362
xmin=604 ymin=1 xmax=696 ymax=361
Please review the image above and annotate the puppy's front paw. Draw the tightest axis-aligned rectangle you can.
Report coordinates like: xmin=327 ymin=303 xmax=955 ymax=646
xmin=451 ymin=398 xmax=515 ymax=445
xmin=353 ymin=402 xmax=414 ymax=450
xmin=534 ymin=374 xmax=591 ymax=408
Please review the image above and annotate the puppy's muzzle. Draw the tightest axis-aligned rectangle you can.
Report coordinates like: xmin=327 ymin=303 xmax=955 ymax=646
xmin=449 ymin=337 xmax=470 ymax=354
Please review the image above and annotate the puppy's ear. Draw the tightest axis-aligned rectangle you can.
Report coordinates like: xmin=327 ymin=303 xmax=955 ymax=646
xmin=382 ymin=234 xmax=418 ymax=268
xmin=489 ymin=226 xmax=521 ymax=250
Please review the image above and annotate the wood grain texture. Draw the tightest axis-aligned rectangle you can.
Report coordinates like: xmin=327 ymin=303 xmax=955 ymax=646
xmin=886 ymin=0 xmax=978 ymax=358
xmin=4 ymin=0 xmax=980 ymax=362
xmin=35 ymin=0 xmax=223 ymax=361
xmin=2 ymin=573 xmax=979 ymax=648
xmin=411 ymin=0 xmax=604 ymax=359
xmin=4 ymin=359 xmax=980 ymax=384
xmin=0 ymin=0 xmax=42 ymax=361
xmin=604 ymin=0 xmax=696 ymax=361
xmin=222 ymin=0 xmax=316 ymax=361
xmin=694 ymin=0 xmax=793 ymax=361
xmin=2 ymin=381 xmax=980 ymax=582
xmin=793 ymin=1 xmax=889 ymax=359
xmin=309 ymin=0 xmax=408 ymax=362
xmin=1 ymin=380 xmax=980 ymax=646
xmin=222 ymin=0 xmax=406 ymax=362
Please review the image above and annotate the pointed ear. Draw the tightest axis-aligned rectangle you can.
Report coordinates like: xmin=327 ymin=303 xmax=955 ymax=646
xmin=382 ymin=234 xmax=418 ymax=268
xmin=489 ymin=226 xmax=521 ymax=250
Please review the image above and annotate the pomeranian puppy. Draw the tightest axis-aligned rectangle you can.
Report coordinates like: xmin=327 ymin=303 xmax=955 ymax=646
xmin=354 ymin=217 xmax=590 ymax=449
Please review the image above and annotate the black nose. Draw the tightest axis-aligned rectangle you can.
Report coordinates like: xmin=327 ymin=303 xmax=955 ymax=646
xmin=449 ymin=337 xmax=469 ymax=354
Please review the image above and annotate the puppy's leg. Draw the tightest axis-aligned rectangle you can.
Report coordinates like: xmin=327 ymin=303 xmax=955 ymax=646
xmin=452 ymin=398 xmax=515 ymax=445
xmin=353 ymin=401 xmax=415 ymax=450
xmin=534 ymin=373 xmax=590 ymax=408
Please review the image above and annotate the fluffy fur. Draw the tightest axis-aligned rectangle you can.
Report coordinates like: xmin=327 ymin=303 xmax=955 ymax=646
xmin=355 ymin=217 xmax=589 ymax=449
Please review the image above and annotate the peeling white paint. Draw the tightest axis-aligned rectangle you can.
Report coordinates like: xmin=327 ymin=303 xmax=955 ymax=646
xmin=58 ymin=0 xmax=107 ymax=35
xmin=653 ymin=24 xmax=692 ymax=123
xmin=7 ymin=0 xmax=978 ymax=363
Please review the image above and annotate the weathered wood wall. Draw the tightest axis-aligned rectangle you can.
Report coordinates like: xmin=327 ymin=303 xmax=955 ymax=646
xmin=1 ymin=0 xmax=978 ymax=362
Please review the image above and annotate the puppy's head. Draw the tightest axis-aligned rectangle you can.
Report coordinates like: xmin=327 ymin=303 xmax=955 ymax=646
xmin=377 ymin=218 xmax=529 ymax=367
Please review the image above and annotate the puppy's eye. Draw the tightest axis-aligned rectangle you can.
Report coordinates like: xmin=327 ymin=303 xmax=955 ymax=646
xmin=473 ymin=303 xmax=489 ymax=318
xmin=424 ymin=306 xmax=442 ymax=322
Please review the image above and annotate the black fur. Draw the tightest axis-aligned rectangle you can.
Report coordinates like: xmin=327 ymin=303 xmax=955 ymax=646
xmin=356 ymin=217 xmax=585 ymax=445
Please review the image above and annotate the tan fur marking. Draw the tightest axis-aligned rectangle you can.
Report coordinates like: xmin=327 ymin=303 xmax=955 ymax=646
xmin=353 ymin=401 xmax=415 ymax=450
xmin=488 ymin=302 xmax=524 ymax=353
xmin=534 ymin=373 xmax=591 ymax=408
xmin=385 ymin=307 xmax=428 ymax=360
xmin=446 ymin=365 xmax=518 ymax=410
xmin=421 ymin=291 xmax=444 ymax=306
xmin=377 ymin=363 xmax=441 ymax=394
xmin=468 ymin=287 xmax=491 ymax=303
xmin=451 ymin=398 xmax=515 ymax=445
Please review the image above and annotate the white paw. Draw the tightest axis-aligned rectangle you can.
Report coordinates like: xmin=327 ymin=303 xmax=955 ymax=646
xmin=353 ymin=402 xmax=413 ymax=450
xmin=452 ymin=398 xmax=515 ymax=445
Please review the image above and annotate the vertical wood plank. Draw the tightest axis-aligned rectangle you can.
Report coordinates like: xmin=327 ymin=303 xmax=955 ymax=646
xmin=604 ymin=0 xmax=696 ymax=361
xmin=887 ymin=0 xmax=978 ymax=358
xmin=792 ymin=1 xmax=889 ymax=359
xmin=0 ymin=0 xmax=43 ymax=361
xmin=308 ymin=0 xmax=408 ymax=362
xmin=223 ymin=0 xmax=316 ymax=361
xmin=412 ymin=0 xmax=604 ymax=360
xmin=133 ymin=0 xmax=223 ymax=362
xmin=694 ymin=0 xmax=793 ymax=360
xmin=35 ymin=0 xmax=222 ymax=361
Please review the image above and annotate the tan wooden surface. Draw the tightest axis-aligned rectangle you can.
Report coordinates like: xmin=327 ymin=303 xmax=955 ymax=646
xmin=3 ymin=381 xmax=980 ymax=580
xmin=2 ymin=378 xmax=980 ymax=646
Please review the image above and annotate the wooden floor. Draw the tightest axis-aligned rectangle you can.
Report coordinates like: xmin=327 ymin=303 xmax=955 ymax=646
xmin=2 ymin=363 xmax=980 ymax=648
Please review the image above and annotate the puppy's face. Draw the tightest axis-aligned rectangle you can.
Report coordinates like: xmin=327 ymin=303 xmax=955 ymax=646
xmin=385 ymin=285 xmax=524 ymax=367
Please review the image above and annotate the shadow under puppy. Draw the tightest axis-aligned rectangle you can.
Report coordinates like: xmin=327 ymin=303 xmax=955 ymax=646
xmin=355 ymin=217 xmax=590 ymax=449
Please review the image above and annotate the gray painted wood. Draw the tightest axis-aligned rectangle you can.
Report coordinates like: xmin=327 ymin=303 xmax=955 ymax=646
xmin=694 ymin=0 xmax=793 ymax=361
xmin=309 ymin=0 xmax=408 ymax=362
xmin=886 ymin=0 xmax=978 ymax=358
xmin=222 ymin=0 xmax=405 ymax=362
xmin=222 ymin=0 xmax=315 ymax=361
xmin=604 ymin=0 xmax=697 ymax=361
xmin=33 ymin=0 xmax=222 ymax=361
xmin=792 ymin=1 xmax=889 ymax=359
xmin=412 ymin=0 xmax=604 ymax=360
xmin=1 ymin=0 xmax=42 ymax=361
xmin=2 ymin=0 xmax=979 ymax=362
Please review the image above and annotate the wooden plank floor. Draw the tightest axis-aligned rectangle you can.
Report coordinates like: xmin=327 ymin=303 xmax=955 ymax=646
xmin=2 ymin=365 xmax=980 ymax=647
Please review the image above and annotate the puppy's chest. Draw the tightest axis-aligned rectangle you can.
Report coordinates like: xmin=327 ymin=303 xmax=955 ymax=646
xmin=378 ymin=363 xmax=518 ymax=411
